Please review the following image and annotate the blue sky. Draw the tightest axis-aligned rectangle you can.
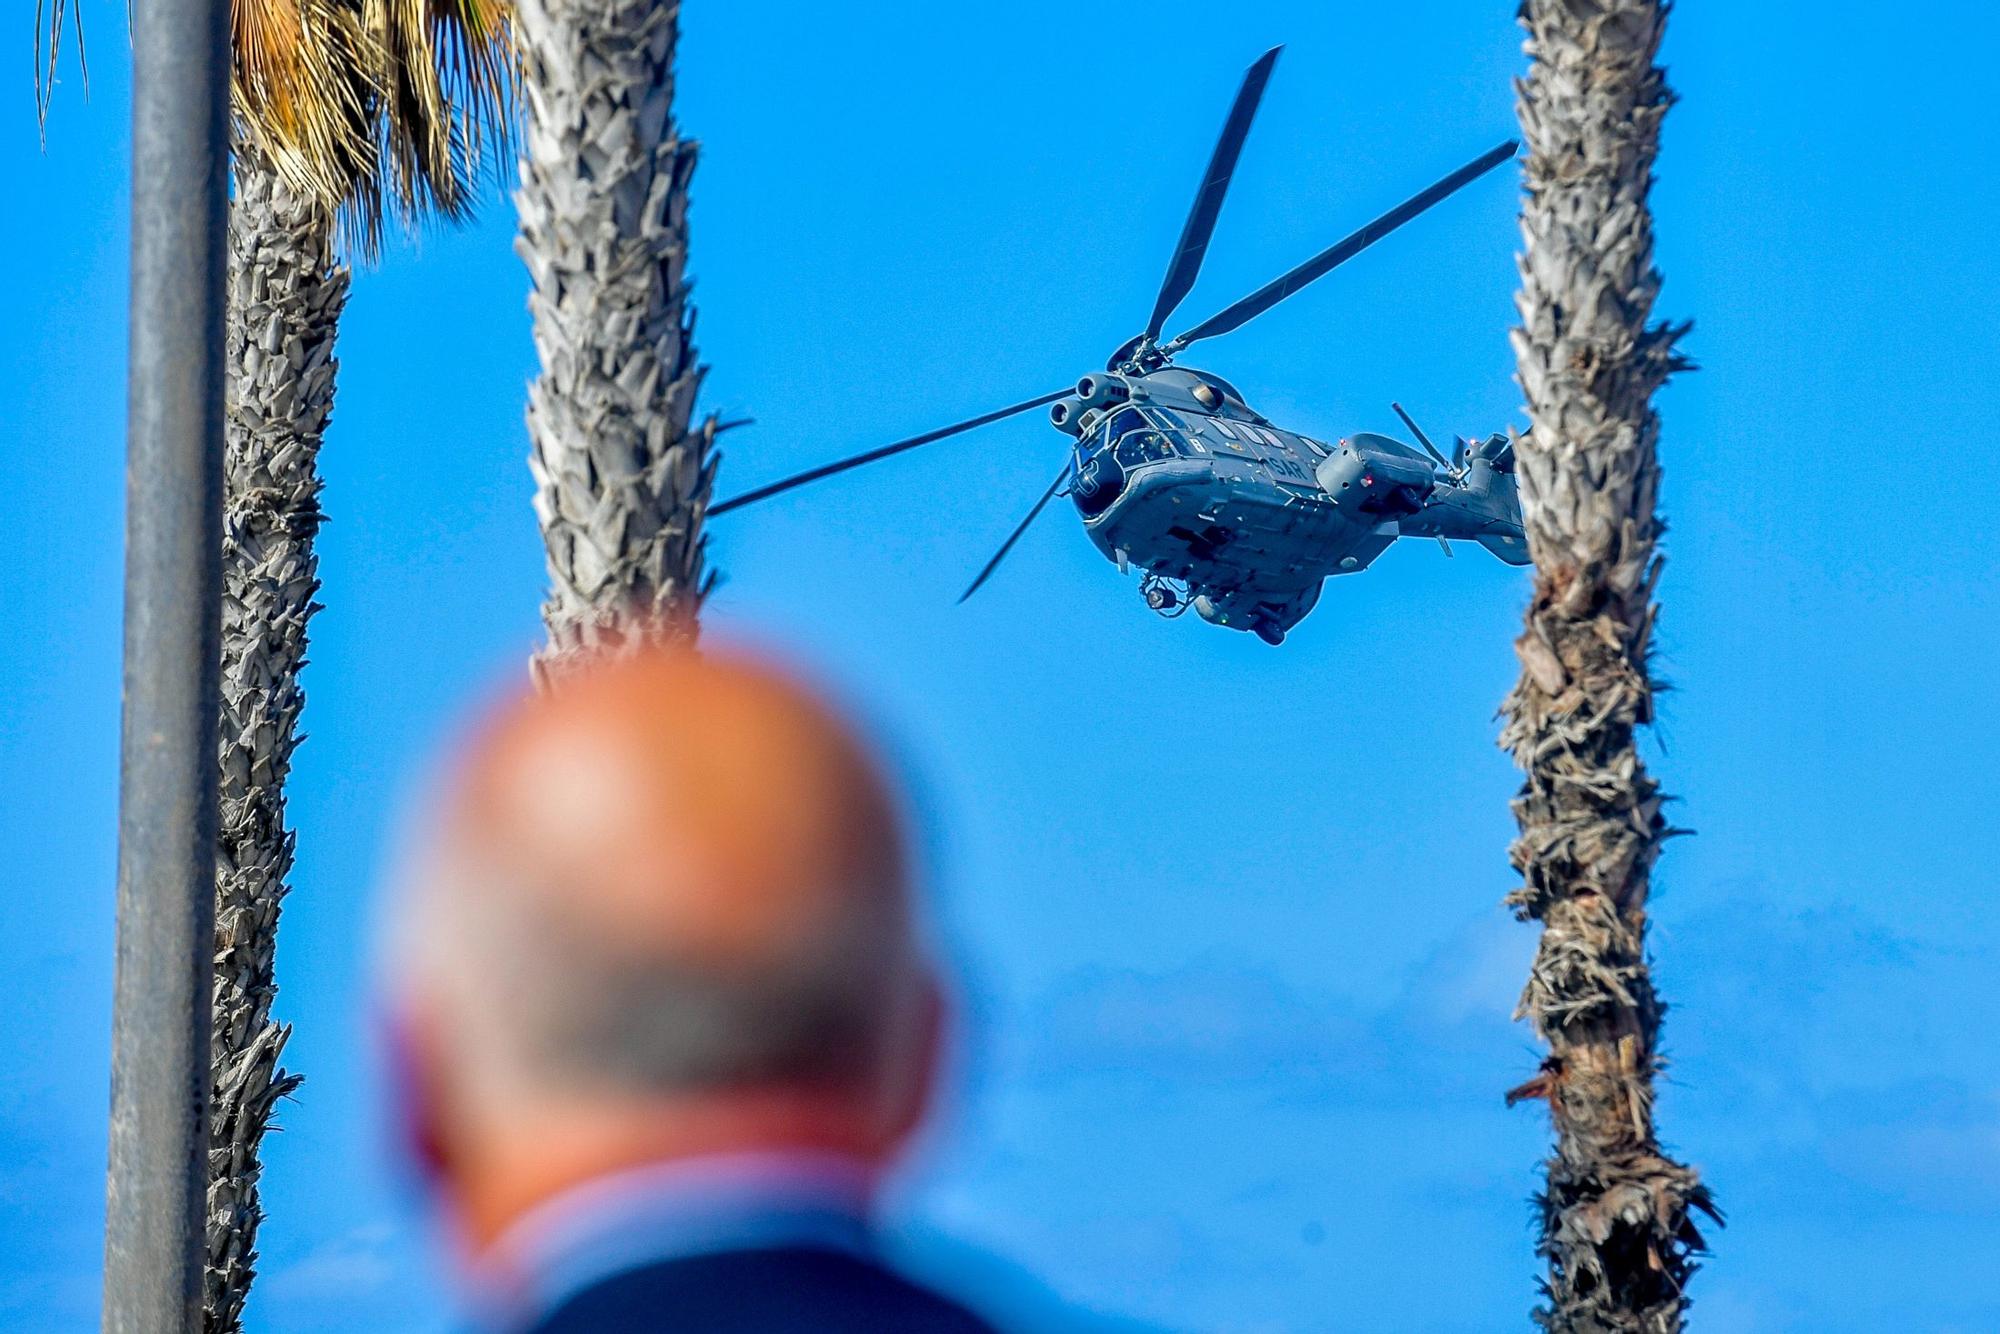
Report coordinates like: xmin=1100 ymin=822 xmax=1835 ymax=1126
xmin=4 ymin=1 xmax=1997 ymax=1329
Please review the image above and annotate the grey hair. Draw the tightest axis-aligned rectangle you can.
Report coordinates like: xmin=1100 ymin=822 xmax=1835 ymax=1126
xmin=402 ymin=848 xmax=926 ymax=1100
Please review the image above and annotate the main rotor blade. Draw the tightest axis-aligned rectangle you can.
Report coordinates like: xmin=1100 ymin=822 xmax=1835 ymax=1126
xmin=1142 ymin=45 xmax=1283 ymax=344
xmin=958 ymin=461 xmax=1071 ymax=603
xmin=1168 ymin=139 xmax=1519 ymax=350
xmin=709 ymin=389 xmax=1069 ymax=516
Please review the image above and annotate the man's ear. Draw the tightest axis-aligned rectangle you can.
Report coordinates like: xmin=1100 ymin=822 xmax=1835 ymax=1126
xmin=382 ymin=1002 xmax=453 ymax=1188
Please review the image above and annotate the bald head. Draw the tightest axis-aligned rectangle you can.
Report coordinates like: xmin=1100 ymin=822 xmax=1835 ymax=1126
xmin=393 ymin=649 xmax=938 ymax=1182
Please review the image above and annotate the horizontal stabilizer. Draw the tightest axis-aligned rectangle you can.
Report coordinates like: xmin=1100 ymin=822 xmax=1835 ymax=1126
xmin=1477 ymin=531 xmax=1531 ymax=566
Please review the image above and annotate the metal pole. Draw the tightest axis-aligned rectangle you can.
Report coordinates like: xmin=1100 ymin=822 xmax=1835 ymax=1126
xmin=104 ymin=0 xmax=230 ymax=1326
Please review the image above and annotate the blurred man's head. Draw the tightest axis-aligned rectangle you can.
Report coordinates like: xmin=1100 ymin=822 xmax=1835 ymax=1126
xmin=388 ymin=648 xmax=942 ymax=1251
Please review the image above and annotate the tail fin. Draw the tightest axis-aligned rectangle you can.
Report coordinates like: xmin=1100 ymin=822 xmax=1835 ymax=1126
xmin=1471 ymin=430 xmax=1515 ymax=472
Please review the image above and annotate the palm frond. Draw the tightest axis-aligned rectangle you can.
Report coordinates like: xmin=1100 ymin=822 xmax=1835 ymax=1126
xmin=36 ymin=0 xmax=515 ymax=248
xmin=232 ymin=0 xmax=384 ymax=248
xmin=34 ymin=0 xmax=91 ymax=132
xmin=366 ymin=0 xmax=516 ymax=226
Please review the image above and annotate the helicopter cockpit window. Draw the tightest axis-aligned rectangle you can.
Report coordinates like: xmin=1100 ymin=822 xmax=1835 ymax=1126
xmin=1105 ymin=407 xmax=1148 ymax=442
xmin=1141 ymin=408 xmax=1204 ymax=453
xmin=1103 ymin=407 xmax=1177 ymax=467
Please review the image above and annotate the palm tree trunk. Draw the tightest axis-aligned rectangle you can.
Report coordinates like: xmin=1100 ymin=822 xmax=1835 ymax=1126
xmin=514 ymin=0 xmax=716 ymax=674
xmin=205 ymin=142 xmax=347 ymax=1334
xmin=1500 ymin=2 xmax=1716 ymax=1329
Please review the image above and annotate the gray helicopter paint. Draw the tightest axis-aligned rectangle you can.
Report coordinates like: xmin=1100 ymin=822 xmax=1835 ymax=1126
xmin=706 ymin=46 xmax=1526 ymax=645
xmin=1052 ymin=370 xmax=1527 ymax=642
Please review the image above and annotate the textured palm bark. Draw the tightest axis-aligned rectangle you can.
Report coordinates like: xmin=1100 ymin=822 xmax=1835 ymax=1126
xmin=206 ymin=145 xmax=346 ymax=1334
xmin=514 ymin=0 xmax=716 ymax=676
xmin=1501 ymin=2 xmax=1716 ymax=1330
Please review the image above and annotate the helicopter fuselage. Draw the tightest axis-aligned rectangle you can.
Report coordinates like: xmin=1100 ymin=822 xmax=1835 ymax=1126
xmin=706 ymin=47 xmax=1525 ymax=640
xmin=1051 ymin=366 xmax=1528 ymax=643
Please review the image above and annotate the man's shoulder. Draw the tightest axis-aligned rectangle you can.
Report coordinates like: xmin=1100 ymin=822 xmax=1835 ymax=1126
xmin=529 ymin=1245 xmax=999 ymax=1334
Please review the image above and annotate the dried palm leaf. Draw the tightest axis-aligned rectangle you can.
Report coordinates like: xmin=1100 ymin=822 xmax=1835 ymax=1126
xmin=33 ymin=0 xmax=90 ymax=132
xmin=37 ymin=0 xmax=517 ymax=252
xmin=367 ymin=0 xmax=517 ymax=226
xmin=232 ymin=0 xmax=383 ymax=246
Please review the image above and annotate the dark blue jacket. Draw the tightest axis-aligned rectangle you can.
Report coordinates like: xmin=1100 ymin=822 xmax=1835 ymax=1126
xmin=528 ymin=1245 xmax=998 ymax=1333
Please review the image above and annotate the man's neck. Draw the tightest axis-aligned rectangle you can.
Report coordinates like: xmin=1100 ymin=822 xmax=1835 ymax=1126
xmin=474 ymin=1144 xmax=885 ymax=1326
xmin=447 ymin=1085 xmax=893 ymax=1256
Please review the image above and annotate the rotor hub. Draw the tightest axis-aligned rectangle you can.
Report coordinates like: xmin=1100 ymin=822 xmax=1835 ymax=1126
xmin=1108 ymin=333 xmax=1172 ymax=375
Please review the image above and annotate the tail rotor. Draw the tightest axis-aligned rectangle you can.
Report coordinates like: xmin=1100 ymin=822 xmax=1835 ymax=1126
xmin=1393 ymin=401 xmax=1528 ymax=482
xmin=1391 ymin=401 xmax=1471 ymax=484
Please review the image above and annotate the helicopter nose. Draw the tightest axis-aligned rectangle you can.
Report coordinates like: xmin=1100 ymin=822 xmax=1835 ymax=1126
xmin=1071 ymin=452 xmax=1125 ymax=518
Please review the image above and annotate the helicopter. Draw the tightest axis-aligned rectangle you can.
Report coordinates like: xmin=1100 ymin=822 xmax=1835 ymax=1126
xmin=712 ymin=45 xmax=1530 ymax=646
